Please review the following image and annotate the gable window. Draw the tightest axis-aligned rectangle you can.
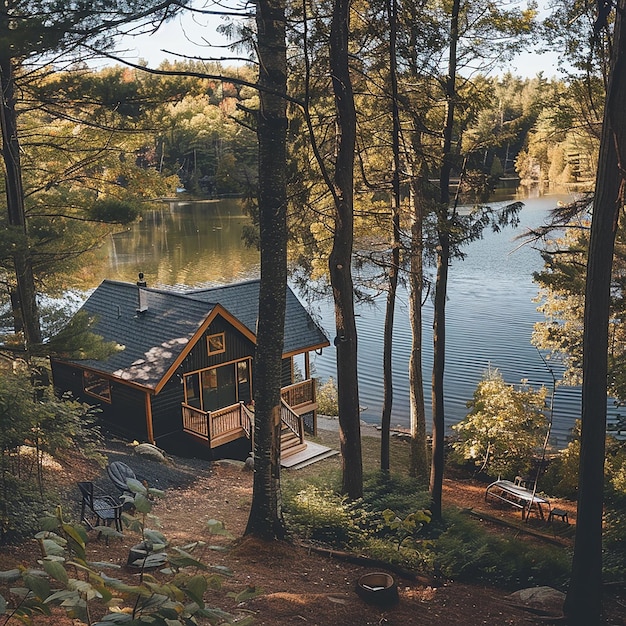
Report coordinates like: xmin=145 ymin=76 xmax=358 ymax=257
xmin=83 ymin=371 xmax=112 ymax=402
xmin=207 ymin=332 xmax=225 ymax=355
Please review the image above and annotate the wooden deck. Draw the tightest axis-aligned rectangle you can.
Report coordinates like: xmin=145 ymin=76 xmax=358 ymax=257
xmin=182 ymin=379 xmax=317 ymax=458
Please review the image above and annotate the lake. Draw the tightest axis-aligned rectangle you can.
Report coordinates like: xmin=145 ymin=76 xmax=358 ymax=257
xmin=96 ymin=194 xmax=621 ymax=447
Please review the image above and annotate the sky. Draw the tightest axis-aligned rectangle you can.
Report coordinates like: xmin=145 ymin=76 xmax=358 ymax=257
xmin=112 ymin=2 xmax=563 ymax=79
xmin=110 ymin=7 xmax=244 ymax=68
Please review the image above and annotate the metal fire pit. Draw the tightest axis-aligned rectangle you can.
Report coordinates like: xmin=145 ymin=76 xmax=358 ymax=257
xmin=356 ymin=572 xmax=399 ymax=606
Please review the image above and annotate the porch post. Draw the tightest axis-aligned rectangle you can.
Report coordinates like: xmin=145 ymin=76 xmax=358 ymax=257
xmin=145 ymin=392 xmax=155 ymax=444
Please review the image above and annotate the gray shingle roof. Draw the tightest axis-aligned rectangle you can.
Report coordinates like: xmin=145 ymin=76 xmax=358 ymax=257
xmin=186 ymin=280 xmax=329 ymax=356
xmin=64 ymin=279 xmax=329 ymax=389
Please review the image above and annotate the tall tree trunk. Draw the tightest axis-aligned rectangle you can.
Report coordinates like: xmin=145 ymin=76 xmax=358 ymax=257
xmin=408 ymin=159 xmax=429 ymax=479
xmin=0 ymin=53 xmax=41 ymax=350
xmin=563 ymin=1 xmax=626 ymax=620
xmin=381 ymin=0 xmax=402 ymax=473
xmin=329 ymin=0 xmax=362 ymax=499
xmin=430 ymin=0 xmax=460 ymax=521
xmin=244 ymin=0 xmax=288 ymax=540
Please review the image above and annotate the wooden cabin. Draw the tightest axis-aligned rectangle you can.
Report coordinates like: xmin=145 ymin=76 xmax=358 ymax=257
xmin=50 ymin=278 xmax=330 ymax=460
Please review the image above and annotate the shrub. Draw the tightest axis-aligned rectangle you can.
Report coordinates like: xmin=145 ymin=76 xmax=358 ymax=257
xmin=283 ymin=484 xmax=362 ymax=547
xmin=361 ymin=471 xmax=431 ymax=518
xmin=451 ymin=367 xmax=548 ymax=479
xmin=317 ymin=377 xmax=339 ymax=416
xmin=284 ymin=470 xmax=433 ymax=573
xmin=435 ymin=510 xmax=570 ymax=589
xmin=0 ymin=363 xmax=102 ymax=544
xmin=541 ymin=423 xmax=581 ymax=499
xmin=0 ymin=497 xmax=248 ymax=625
xmin=0 ymin=476 xmax=45 ymax=543
xmin=603 ymin=436 xmax=626 ymax=581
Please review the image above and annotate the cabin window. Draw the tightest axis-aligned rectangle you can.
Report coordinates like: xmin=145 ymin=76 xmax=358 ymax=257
xmin=237 ymin=360 xmax=252 ymax=405
xmin=83 ymin=371 xmax=112 ymax=402
xmin=184 ymin=372 xmax=201 ymax=409
xmin=184 ymin=360 xmax=251 ymax=413
xmin=237 ymin=361 xmax=249 ymax=384
xmin=207 ymin=332 xmax=225 ymax=355
xmin=202 ymin=364 xmax=236 ymax=411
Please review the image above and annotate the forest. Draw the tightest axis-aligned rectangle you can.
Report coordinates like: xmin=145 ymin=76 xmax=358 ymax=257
xmin=0 ymin=0 xmax=624 ymax=624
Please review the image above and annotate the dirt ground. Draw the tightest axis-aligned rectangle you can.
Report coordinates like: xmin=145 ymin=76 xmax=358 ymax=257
xmin=1 ymin=428 xmax=625 ymax=626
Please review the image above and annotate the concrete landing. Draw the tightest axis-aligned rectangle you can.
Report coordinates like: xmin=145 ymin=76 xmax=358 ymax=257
xmin=281 ymin=440 xmax=339 ymax=470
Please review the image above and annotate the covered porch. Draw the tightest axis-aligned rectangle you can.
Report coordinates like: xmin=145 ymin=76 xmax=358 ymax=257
xmin=181 ymin=379 xmax=317 ymax=459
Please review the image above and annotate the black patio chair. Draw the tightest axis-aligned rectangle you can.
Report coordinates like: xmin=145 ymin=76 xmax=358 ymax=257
xmin=77 ymin=481 xmax=123 ymax=533
xmin=106 ymin=461 xmax=137 ymax=496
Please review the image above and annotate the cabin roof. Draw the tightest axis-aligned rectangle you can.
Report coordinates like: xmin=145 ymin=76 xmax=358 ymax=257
xmin=61 ymin=279 xmax=329 ymax=389
xmin=185 ymin=281 xmax=325 ymax=357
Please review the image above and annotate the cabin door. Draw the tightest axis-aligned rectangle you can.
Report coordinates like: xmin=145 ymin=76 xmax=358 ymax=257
xmin=202 ymin=364 xmax=236 ymax=412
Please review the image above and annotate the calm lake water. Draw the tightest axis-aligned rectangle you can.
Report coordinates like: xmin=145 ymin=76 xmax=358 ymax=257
xmin=96 ymin=194 xmax=622 ymax=447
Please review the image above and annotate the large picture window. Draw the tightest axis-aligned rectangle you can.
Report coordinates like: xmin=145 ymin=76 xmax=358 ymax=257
xmin=207 ymin=332 xmax=225 ymax=355
xmin=183 ymin=359 xmax=252 ymax=412
xmin=83 ymin=371 xmax=112 ymax=402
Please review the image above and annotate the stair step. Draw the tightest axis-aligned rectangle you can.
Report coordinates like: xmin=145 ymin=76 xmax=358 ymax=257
xmin=281 ymin=442 xmax=307 ymax=459
xmin=286 ymin=449 xmax=340 ymax=470
xmin=282 ymin=438 xmax=303 ymax=451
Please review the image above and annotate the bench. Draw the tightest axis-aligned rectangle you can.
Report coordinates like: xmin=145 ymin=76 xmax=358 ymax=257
xmin=485 ymin=479 xmax=550 ymax=520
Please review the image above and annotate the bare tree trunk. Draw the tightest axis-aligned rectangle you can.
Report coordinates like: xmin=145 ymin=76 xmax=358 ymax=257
xmin=430 ymin=0 xmax=460 ymax=521
xmin=381 ymin=0 xmax=401 ymax=473
xmin=563 ymin=1 xmax=626 ymax=620
xmin=329 ymin=0 xmax=362 ymax=499
xmin=409 ymin=171 xmax=429 ymax=479
xmin=245 ymin=0 xmax=288 ymax=540
xmin=0 ymin=53 xmax=41 ymax=351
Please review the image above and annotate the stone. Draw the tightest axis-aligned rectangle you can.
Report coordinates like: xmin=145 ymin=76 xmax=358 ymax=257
xmin=507 ymin=586 xmax=565 ymax=616
xmin=134 ymin=443 xmax=167 ymax=463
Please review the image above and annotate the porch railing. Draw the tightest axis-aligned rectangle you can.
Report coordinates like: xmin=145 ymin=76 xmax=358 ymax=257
xmin=182 ymin=404 xmax=209 ymax=437
xmin=281 ymin=379 xmax=316 ymax=409
xmin=281 ymin=399 xmax=304 ymax=446
xmin=182 ymin=402 xmax=252 ymax=446
xmin=182 ymin=395 xmax=304 ymax=449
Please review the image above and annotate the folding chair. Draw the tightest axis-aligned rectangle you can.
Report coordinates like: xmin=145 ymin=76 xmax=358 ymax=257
xmin=77 ymin=481 xmax=123 ymax=532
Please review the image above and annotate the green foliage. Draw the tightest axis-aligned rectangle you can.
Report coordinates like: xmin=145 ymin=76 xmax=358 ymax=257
xmin=532 ymin=215 xmax=626 ymax=403
xmin=88 ymin=198 xmax=141 ymax=224
xmin=0 ymin=497 xmax=246 ymax=625
xmin=602 ymin=436 xmax=626 ymax=582
xmin=380 ymin=508 xmax=432 ymax=550
xmin=284 ymin=471 xmax=432 ymax=571
xmin=0 ymin=476 xmax=44 ymax=543
xmin=541 ymin=423 xmax=581 ymax=499
xmin=283 ymin=484 xmax=363 ymax=548
xmin=451 ymin=367 xmax=548 ymax=479
xmin=0 ymin=363 xmax=102 ymax=543
xmin=361 ymin=471 xmax=432 ymax=518
xmin=44 ymin=311 xmax=123 ymax=360
xmin=316 ymin=377 xmax=339 ymax=416
xmin=435 ymin=510 xmax=570 ymax=589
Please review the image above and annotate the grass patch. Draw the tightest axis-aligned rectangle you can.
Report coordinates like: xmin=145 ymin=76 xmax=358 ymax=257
xmin=283 ymin=426 xmax=572 ymax=587
xmin=434 ymin=510 xmax=571 ymax=589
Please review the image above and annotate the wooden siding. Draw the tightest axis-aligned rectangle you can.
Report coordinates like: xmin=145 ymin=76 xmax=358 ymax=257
xmin=51 ymin=361 xmax=148 ymax=440
xmin=182 ymin=316 xmax=255 ymax=374
xmin=150 ymin=375 xmax=186 ymax=440
xmin=281 ymin=357 xmax=293 ymax=387
xmin=109 ymin=384 xmax=147 ymax=439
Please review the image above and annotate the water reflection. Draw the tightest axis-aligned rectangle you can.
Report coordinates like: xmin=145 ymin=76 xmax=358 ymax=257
xmin=96 ymin=199 xmax=259 ymax=287
xmin=90 ymin=195 xmax=623 ymax=447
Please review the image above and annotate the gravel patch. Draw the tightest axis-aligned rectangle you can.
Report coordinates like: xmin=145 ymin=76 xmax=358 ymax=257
xmin=93 ymin=435 xmax=212 ymax=494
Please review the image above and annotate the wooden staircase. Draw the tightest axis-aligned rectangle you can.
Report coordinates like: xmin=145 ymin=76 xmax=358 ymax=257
xmin=281 ymin=425 xmax=307 ymax=458
xmin=280 ymin=399 xmax=307 ymax=459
